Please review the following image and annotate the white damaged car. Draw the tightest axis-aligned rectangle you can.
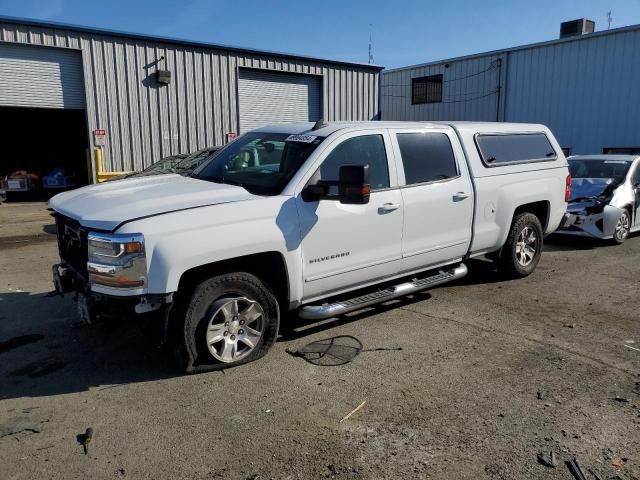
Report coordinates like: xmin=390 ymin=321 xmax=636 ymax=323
xmin=559 ymin=155 xmax=640 ymax=244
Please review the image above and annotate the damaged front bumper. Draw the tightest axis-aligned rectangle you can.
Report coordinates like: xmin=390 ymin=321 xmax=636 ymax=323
xmin=52 ymin=263 xmax=173 ymax=343
xmin=556 ymin=204 xmax=626 ymax=240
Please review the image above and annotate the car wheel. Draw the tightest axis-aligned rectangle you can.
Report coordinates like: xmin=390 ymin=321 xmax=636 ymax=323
xmin=612 ymin=210 xmax=631 ymax=245
xmin=174 ymin=272 xmax=279 ymax=373
xmin=499 ymin=213 xmax=544 ymax=278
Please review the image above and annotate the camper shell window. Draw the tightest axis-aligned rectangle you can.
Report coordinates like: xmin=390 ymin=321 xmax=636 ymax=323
xmin=475 ymin=133 xmax=557 ymax=167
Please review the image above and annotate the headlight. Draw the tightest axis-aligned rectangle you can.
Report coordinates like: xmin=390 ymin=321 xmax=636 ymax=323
xmin=87 ymin=233 xmax=146 ymax=289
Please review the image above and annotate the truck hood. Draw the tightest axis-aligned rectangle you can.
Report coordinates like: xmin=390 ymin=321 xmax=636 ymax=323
xmin=49 ymin=175 xmax=257 ymax=231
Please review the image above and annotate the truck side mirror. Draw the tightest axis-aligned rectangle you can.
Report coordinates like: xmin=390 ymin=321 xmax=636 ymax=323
xmin=301 ymin=164 xmax=370 ymax=204
xmin=301 ymin=183 xmax=329 ymax=202
xmin=338 ymin=164 xmax=370 ymax=205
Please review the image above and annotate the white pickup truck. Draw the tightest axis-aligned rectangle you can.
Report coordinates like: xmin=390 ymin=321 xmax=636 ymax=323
xmin=50 ymin=121 xmax=570 ymax=372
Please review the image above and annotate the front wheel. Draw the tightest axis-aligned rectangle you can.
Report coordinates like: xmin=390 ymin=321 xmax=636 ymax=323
xmin=612 ymin=210 xmax=631 ymax=245
xmin=173 ymin=272 xmax=280 ymax=372
xmin=498 ymin=213 xmax=544 ymax=278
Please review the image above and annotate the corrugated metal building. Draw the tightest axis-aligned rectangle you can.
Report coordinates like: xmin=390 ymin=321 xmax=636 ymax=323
xmin=382 ymin=21 xmax=640 ymax=156
xmin=0 ymin=16 xmax=382 ymax=183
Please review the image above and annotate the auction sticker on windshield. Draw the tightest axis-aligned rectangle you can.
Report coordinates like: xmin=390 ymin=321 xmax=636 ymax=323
xmin=286 ymin=134 xmax=317 ymax=143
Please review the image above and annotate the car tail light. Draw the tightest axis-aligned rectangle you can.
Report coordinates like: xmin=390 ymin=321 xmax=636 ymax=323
xmin=565 ymin=174 xmax=571 ymax=202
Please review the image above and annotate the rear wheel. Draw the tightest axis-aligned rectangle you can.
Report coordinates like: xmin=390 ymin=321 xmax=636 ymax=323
xmin=612 ymin=210 xmax=631 ymax=245
xmin=499 ymin=213 xmax=544 ymax=278
xmin=173 ymin=272 xmax=279 ymax=372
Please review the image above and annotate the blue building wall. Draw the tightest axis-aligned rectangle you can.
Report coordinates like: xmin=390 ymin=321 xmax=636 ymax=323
xmin=382 ymin=25 xmax=640 ymax=155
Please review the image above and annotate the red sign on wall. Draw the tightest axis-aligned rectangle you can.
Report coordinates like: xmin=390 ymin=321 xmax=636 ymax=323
xmin=93 ymin=129 xmax=106 ymax=146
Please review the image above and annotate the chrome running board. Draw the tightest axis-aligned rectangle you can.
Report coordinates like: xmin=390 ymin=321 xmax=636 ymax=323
xmin=298 ymin=263 xmax=468 ymax=320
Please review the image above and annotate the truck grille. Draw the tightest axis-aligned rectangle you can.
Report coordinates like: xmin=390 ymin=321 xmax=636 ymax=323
xmin=55 ymin=214 xmax=89 ymax=278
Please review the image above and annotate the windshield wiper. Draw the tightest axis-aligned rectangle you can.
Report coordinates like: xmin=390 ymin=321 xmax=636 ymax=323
xmin=199 ymin=174 xmax=224 ymax=183
xmin=197 ymin=174 xmax=244 ymax=188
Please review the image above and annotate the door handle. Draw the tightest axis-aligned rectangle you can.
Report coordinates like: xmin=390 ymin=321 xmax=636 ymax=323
xmin=378 ymin=202 xmax=400 ymax=213
xmin=453 ymin=192 xmax=470 ymax=201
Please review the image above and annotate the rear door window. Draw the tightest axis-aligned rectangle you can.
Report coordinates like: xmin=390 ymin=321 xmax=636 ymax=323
xmin=396 ymin=133 xmax=458 ymax=185
xmin=476 ymin=133 xmax=557 ymax=166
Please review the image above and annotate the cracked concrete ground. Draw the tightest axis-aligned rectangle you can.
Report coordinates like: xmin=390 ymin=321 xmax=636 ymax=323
xmin=0 ymin=202 xmax=638 ymax=479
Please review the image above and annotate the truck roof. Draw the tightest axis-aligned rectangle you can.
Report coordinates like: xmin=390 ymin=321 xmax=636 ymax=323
xmin=252 ymin=121 xmax=552 ymax=137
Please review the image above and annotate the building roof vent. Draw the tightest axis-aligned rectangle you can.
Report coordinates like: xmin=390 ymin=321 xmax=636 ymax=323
xmin=560 ymin=19 xmax=595 ymax=38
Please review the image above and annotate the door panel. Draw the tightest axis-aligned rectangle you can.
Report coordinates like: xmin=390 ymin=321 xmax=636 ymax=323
xmin=390 ymin=129 xmax=474 ymax=269
xmin=297 ymin=189 xmax=403 ymax=297
xmin=296 ymin=131 xmax=403 ymax=300
xmin=400 ymin=177 xmax=473 ymax=265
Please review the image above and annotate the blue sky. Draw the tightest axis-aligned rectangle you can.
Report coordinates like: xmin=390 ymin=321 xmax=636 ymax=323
xmin=2 ymin=0 xmax=640 ymax=68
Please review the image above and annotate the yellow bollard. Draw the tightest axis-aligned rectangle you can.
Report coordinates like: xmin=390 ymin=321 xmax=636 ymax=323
xmin=94 ymin=147 xmax=103 ymax=180
xmin=93 ymin=147 xmax=133 ymax=182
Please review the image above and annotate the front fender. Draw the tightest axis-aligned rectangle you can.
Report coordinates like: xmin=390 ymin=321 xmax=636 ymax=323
xmin=116 ymin=197 xmax=303 ymax=302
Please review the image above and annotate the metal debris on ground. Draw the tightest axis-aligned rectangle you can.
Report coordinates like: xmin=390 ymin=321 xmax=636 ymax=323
xmin=286 ymin=336 xmax=363 ymax=366
xmin=286 ymin=335 xmax=401 ymax=366
xmin=339 ymin=401 xmax=366 ymax=423
xmin=565 ymin=457 xmax=587 ymax=480
xmin=0 ymin=416 xmax=41 ymax=437
xmin=623 ymin=344 xmax=640 ymax=353
xmin=76 ymin=427 xmax=94 ymax=455
xmin=537 ymin=450 xmax=557 ymax=468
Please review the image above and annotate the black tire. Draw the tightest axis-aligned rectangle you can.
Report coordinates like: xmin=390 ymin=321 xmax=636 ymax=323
xmin=498 ymin=212 xmax=544 ymax=278
xmin=611 ymin=210 xmax=631 ymax=245
xmin=173 ymin=272 xmax=279 ymax=373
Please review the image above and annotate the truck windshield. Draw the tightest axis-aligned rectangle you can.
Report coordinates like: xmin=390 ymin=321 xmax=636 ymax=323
xmin=568 ymin=158 xmax=632 ymax=182
xmin=192 ymin=132 xmax=325 ymax=195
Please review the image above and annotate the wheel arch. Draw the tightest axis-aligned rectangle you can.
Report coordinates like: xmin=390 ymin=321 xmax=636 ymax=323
xmin=513 ymin=200 xmax=550 ymax=231
xmin=175 ymin=252 xmax=290 ymax=311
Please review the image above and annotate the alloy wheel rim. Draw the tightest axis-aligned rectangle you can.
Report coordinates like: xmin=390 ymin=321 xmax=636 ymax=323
xmin=206 ymin=297 xmax=265 ymax=363
xmin=515 ymin=226 xmax=537 ymax=267
xmin=615 ymin=213 xmax=630 ymax=241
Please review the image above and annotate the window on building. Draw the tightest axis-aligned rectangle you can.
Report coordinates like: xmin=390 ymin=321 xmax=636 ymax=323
xmin=476 ymin=133 xmax=557 ymax=166
xmin=412 ymin=74 xmax=443 ymax=104
xmin=317 ymin=134 xmax=390 ymax=191
xmin=396 ymin=133 xmax=458 ymax=185
xmin=603 ymin=147 xmax=640 ymax=155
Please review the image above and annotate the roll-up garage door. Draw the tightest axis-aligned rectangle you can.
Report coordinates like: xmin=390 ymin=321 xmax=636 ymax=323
xmin=238 ymin=69 xmax=321 ymax=133
xmin=0 ymin=43 xmax=85 ymax=109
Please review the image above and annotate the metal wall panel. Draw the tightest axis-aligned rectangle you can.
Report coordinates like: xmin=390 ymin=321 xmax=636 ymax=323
xmin=504 ymin=28 xmax=640 ymax=154
xmin=382 ymin=54 xmax=503 ymax=122
xmin=0 ymin=42 xmax=84 ymax=109
xmin=382 ymin=26 xmax=640 ymax=155
xmin=0 ymin=22 xmax=380 ymax=173
xmin=238 ymin=69 xmax=321 ymax=133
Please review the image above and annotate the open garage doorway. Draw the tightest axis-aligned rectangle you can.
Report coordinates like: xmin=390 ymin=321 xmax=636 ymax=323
xmin=0 ymin=106 xmax=89 ymax=200
xmin=0 ymin=43 xmax=88 ymax=201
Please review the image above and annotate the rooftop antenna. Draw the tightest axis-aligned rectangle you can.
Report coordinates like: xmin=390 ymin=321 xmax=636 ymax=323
xmin=607 ymin=10 xmax=613 ymax=29
xmin=368 ymin=25 xmax=374 ymax=64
